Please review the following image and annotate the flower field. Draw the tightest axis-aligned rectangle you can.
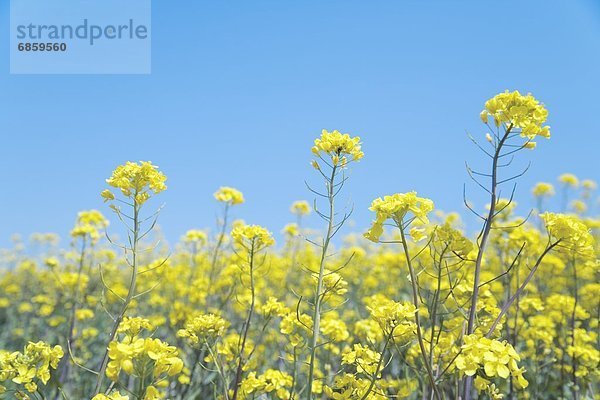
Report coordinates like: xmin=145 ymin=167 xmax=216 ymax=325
xmin=0 ymin=91 xmax=598 ymax=399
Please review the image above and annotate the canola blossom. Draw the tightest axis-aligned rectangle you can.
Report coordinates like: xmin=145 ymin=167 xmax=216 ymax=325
xmin=364 ymin=192 xmax=435 ymax=242
xmin=214 ymin=186 xmax=245 ymax=205
xmin=0 ymin=92 xmax=598 ymax=400
xmin=480 ymin=90 xmax=550 ymax=144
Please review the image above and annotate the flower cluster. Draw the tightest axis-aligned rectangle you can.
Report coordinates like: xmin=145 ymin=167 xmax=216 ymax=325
xmin=106 ymin=337 xmax=183 ymax=388
xmin=260 ymin=297 xmax=289 ymax=318
xmin=366 ymin=295 xmax=416 ymax=338
xmin=214 ymin=186 xmax=245 ymax=205
xmin=364 ymin=192 xmax=434 ymax=242
xmin=311 ymin=129 xmax=364 ymax=168
xmin=0 ymin=341 xmax=63 ymax=394
xmin=70 ymin=209 xmax=109 ymax=242
xmin=231 ymin=224 xmax=275 ymax=250
xmin=239 ymin=369 xmax=294 ymax=399
xmin=182 ymin=229 xmax=208 ymax=245
xmin=280 ymin=312 xmax=313 ymax=348
xmin=312 ymin=269 xmax=348 ymax=297
xmin=341 ymin=344 xmax=381 ymax=375
xmin=177 ymin=313 xmax=229 ymax=346
xmin=102 ymin=161 xmax=167 ymax=205
xmin=532 ymin=182 xmax=555 ymax=198
xmin=480 ymin=90 xmax=550 ymax=142
xmin=434 ymin=223 xmax=474 ymax=256
xmin=455 ymin=335 xmax=528 ymax=388
xmin=117 ymin=317 xmax=153 ymax=340
xmin=541 ymin=212 xmax=594 ymax=254
xmin=92 ymin=391 xmax=130 ymax=400
xmin=323 ymin=374 xmax=386 ymax=400
xmin=290 ymin=200 xmax=311 ymax=216
xmin=559 ymin=173 xmax=579 ymax=188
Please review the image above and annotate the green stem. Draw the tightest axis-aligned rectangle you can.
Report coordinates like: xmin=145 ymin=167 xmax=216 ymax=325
xmin=59 ymin=237 xmax=87 ymax=386
xmin=398 ymin=224 xmax=442 ymax=400
xmin=306 ymin=164 xmax=337 ymax=400
xmin=359 ymin=330 xmax=393 ymax=400
xmin=463 ymin=125 xmax=512 ymax=400
xmin=231 ymin=242 xmax=256 ymax=400
xmin=93 ymin=202 xmax=140 ymax=396
xmin=209 ymin=203 xmax=230 ymax=289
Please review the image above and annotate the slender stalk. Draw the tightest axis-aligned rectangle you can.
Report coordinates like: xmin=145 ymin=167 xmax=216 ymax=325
xmin=58 ymin=237 xmax=87 ymax=387
xmin=429 ymin=247 xmax=447 ymax=377
xmin=306 ymin=164 xmax=337 ymax=400
xmin=463 ymin=125 xmax=512 ymax=400
xmin=466 ymin=124 xmax=512 ymax=334
xmin=569 ymin=256 xmax=579 ymax=400
xmin=485 ymin=240 xmax=560 ymax=338
xmin=398 ymin=224 xmax=442 ymax=400
xmin=231 ymin=241 xmax=256 ymax=400
xmin=209 ymin=203 xmax=230 ymax=287
xmin=509 ymin=259 xmax=520 ymax=400
xmin=204 ymin=339 xmax=230 ymax=400
xmin=179 ymin=348 xmax=204 ymax=399
xmin=359 ymin=330 xmax=393 ymax=400
xmin=93 ymin=202 xmax=140 ymax=396
xmin=289 ymin=347 xmax=298 ymax=400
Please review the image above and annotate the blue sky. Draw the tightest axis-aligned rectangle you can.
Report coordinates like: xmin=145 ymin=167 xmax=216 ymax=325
xmin=1 ymin=0 xmax=599 ymax=249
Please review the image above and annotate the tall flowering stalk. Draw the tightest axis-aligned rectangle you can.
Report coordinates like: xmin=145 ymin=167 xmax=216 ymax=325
xmin=305 ymin=130 xmax=363 ymax=400
xmin=364 ymin=192 xmax=442 ymax=399
xmin=209 ymin=187 xmax=244 ymax=288
xmin=229 ymin=224 xmax=275 ymax=400
xmin=93 ymin=161 xmax=167 ymax=396
xmin=60 ymin=210 xmax=108 ymax=385
xmin=462 ymin=91 xmax=551 ymax=398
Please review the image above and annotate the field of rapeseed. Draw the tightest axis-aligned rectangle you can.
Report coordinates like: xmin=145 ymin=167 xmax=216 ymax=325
xmin=0 ymin=91 xmax=598 ymax=400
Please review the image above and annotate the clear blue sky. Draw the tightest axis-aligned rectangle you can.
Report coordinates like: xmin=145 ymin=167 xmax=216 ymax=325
xmin=1 ymin=0 xmax=599 ymax=249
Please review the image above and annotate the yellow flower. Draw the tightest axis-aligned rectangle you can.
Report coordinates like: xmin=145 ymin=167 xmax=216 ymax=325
xmin=582 ymin=179 xmax=597 ymax=190
xmin=364 ymin=192 xmax=434 ymax=242
xmin=104 ymin=161 xmax=167 ymax=204
xmin=455 ymin=335 xmax=526 ymax=387
xmin=75 ymin=308 xmax=94 ymax=321
xmin=70 ymin=209 xmax=109 ymax=242
xmin=177 ymin=313 xmax=229 ymax=346
xmin=571 ymin=200 xmax=587 ymax=214
xmin=240 ymin=370 xmax=294 ymax=399
xmin=106 ymin=337 xmax=183 ymax=382
xmin=92 ymin=391 xmax=130 ymax=400
xmin=117 ymin=317 xmax=153 ymax=339
xmin=480 ymin=90 xmax=550 ymax=141
xmin=290 ymin=200 xmax=311 ymax=216
xmin=282 ymin=223 xmax=299 ymax=237
xmin=341 ymin=344 xmax=381 ymax=375
xmin=214 ymin=186 xmax=244 ymax=205
xmin=366 ymin=295 xmax=416 ymax=338
xmin=311 ymin=129 xmax=364 ymax=167
xmin=541 ymin=212 xmax=594 ymax=254
xmin=311 ymin=269 xmax=348 ymax=297
xmin=558 ymin=173 xmax=579 ymax=188
xmin=182 ymin=229 xmax=208 ymax=245
xmin=143 ymin=385 xmax=161 ymax=400
xmin=0 ymin=341 xmax=63 ymax=392
xmin=231 ymin=224 xmax=275 ymax=250
xmin=261 ymin=297 xmax=289 ymax=318
xmin=532 ymin=182 xmax=555 ymax=197
xmin=320 ymin=315 xmax=350 ymax=342
xmin=101 ymin=189 xmax=116 ymax=202
xmin=409 ymin=226 xmax=427 ymax=242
